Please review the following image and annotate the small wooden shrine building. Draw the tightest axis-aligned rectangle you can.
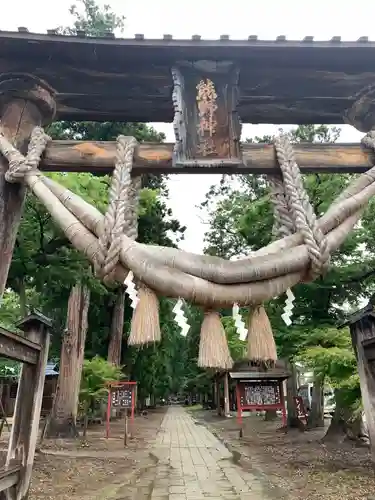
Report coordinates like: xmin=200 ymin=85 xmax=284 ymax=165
xmin=339 ymin=298 xmax=375 ymax=452
xmin=214 ymin=360 xmax=289 ymax=425
xmin=0 ymin=360 xmax=58 ymax=417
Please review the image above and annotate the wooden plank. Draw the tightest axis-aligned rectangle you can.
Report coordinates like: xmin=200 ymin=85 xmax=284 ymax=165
xmin=363 ymin=337 xmax=375 ymax=362
xmin=5 ymin=319 xmax=50 ymax=500
xmin=1 ymin=30 xmax=375 ymax=48
xmin=0 ymin=78 xmax=55 ymax=300
xmin=350 ymin=320 xmax=375 ymax=461
xmin=1 ymin=34 xmax=375 ymax=124
xmin=0 ymin=327 xmax=41 ymax=365
xmin=0 ymin=466 xmax=20 ymax=493
xmin=39 ymin=141 xmax=375 ymax=175
xmin=0 ymin=99 xmax=44 ymax=300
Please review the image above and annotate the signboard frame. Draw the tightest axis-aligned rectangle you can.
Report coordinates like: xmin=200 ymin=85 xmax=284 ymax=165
xmin=235 ymin=379 xmax=286 ymax=426
xmin=106 ymin=381 xmax=137 ymax=439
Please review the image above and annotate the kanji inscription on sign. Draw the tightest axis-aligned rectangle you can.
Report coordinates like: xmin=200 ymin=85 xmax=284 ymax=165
xmin=240 ymin=381 xmax=281 ymax=406
xmin=111 ymin=388 xmax=133 ymax=408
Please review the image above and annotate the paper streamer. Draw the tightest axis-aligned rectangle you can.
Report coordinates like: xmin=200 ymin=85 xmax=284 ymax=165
xmin=281 ymin=288 xmax=295 ymax=326
xmin=232 ymin=303 xmax=247 ymax=341
xmin=172 ymin=298 xmax=190 ymax=337
xmin=124 ymin=271 xmax=139 ymax=309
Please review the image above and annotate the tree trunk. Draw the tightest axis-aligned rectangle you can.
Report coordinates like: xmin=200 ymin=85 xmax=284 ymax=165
xmin=46 ymin=283 xmax=90 ymax=438
xmin=264 ymin=410 xmax=278 ymax=421
xmin=286 ymin=361 xmax=302 ymax=428
xmin=323 ymin=389 xmax=369 ymax=445
xmin=308 ymin=375 xmax=325 ymax=428
xmin=18 ymin=277 xmax=27 ymax=317
xmin=107 ymin=288 xmax=125 ymax=366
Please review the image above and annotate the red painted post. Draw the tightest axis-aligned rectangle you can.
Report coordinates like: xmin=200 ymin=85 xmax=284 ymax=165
xmin=106 ymin=388 xmax=112 ymax=438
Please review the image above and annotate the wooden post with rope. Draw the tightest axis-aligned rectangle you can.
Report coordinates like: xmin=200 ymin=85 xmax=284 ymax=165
xmin=0 ymin=75 xmax=55 ymax=299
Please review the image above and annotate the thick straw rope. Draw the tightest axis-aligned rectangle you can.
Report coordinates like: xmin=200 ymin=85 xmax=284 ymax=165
xmin=0 ymin=126 xmax=50 ymax=182
xmin=0 ymin=127 xmax=139 ymax=285
xmin=272 ymin=135 xmax=330 ymax=279
xmin=95 ymin=136 xmax=138 ymax=283
xmin=2 ymin=126 xmax=375 ymax=307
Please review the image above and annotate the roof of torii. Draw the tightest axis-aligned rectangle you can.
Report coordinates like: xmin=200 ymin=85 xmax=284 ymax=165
xmin=1 ymin=29 xmax=375 ymax=124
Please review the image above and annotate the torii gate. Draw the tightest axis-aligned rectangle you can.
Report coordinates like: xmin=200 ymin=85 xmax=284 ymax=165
xmin=1 ymin=30 xmax=375 ymax=496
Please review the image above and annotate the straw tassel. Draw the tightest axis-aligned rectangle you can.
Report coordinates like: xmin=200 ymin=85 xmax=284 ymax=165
xmin=247 ymin=304 xmax=277 ymax=366
xmin=198 ymin=310 xmax=233 ymax=369
xmin=128 ymin=284 xmax=161 ymax=345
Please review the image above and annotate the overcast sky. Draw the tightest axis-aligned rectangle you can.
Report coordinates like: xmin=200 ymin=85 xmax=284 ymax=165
xmin=3 ymin=0 xmax=372 ymax=252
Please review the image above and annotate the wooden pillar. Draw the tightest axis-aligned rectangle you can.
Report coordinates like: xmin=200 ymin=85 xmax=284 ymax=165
xmin=5 ymin=311 xmax=51 ymax=500
xmin=223 ymin=372 xmax=230 ymax=417
xmin=0 ymin=75 xmax=55 ymax=299
xmin=350 ymin=318 xmax=375 ymax=461
xmin=215 ymin=376 xmax=220 ymax=415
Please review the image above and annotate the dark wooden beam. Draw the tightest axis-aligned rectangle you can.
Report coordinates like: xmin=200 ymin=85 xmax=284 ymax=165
xmin=363 ymin=337 xmax=375 ymax=362
xmin=0 ymin=465 xmax=20 ymax=493
xmin=4 ymin=315 xmax=51 ymax=499
xmin=2 ymin=33 xmax=375 ymax=124
xmin=0 ymin=326 xmax=41 ymax=365
xmin=0 ymin=75 xmax=56 ymax=300
xmin=39 ymin=141 xmax=375 ymax=175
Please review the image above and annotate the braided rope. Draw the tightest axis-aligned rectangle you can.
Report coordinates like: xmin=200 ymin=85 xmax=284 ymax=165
xmin=125 ymin=175 xmax=142 ymax=240
xmin=361 ymin=129 xmax=375 ymax=151
xmin=273 ymin=135 xmax=330 ymax=279
xmin=268 ymin=174 xmax=295 ymax=239
xmin=0 ymin=126 xmax=50 ymax=183
xmin=95 ymin=136 xmax=138 ymax=283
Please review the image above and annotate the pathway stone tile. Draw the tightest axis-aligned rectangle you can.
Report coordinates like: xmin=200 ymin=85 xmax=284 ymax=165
xmin=125 ymin=407 xmax=270 ymax=499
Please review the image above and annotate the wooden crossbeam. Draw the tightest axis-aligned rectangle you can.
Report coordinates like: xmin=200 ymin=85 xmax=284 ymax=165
xmin=39 ymin=141 xmax=375 ymax=175
xmin=0 ymin=327 xmax=41 ymax=365
xmin=0 ymin=465 xmax=20 ymax=493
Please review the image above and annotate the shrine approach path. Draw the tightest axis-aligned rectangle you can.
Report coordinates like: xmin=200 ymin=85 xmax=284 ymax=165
xmin=124 ymin=406 xmax=272 ymax=500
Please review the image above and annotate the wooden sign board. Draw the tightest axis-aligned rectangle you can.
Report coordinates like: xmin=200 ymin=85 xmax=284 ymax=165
xmin=111 ymin=387 xmax=133 ymax=408
xmin=172 ymin=60 xmax=242 ymax=168
xmin=238 ymin=381 xmax=281 ymax=406
xmin=106 ymin=381 xmax=137 ymax=439
xmin=236 ymin=379 xmax=286 ymax=427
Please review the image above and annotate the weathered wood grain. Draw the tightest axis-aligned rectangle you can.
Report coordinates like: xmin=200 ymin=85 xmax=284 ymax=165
xmin=5 ymin=317 xmax=51 ymax=500
xmin=0 ymin=99 xmax=44 ymax=299
xmin=0 ymin=78 xmax=55 ymax=300
xmin=0 ymin=327 xmax=41 ymax=365
xmin=39 ymin=141 xmax=375 ymax=174
xmin=0 ymin=466 xmax=20 ymax=494
xmin=172 ymin=61 xmax=242 ymax=166
xmin=350 ymin=320 xmax=375 ymax=461
xmin=2 ymin=33 xmax=375 ymax=124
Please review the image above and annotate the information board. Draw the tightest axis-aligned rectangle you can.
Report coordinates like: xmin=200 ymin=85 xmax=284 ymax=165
xmin=111 ymin=388 xmax=133 ymax=408
xmin=106 ymin=381 xmax=137 ymax=439
xmin=239 ymin=381 xmax=281 ymax=406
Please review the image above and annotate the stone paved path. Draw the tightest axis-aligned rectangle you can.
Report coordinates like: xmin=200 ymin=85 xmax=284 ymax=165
xmin=146 ymin=406 xmax=269 ymax=500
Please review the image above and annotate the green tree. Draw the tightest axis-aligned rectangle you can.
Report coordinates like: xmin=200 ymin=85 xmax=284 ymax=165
xmin=5 ymin=0 xmax=185 ymax=436
xmin=201 ymin=125 xmax=375 ymax=427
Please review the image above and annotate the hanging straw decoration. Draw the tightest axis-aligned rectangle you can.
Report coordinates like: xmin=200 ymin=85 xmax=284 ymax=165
xmin=247 ymin=304 xmax=277 ymax=366
xmin=128 ymin=284 xmax=161 ymax=345
xmin=198 ymin=310 xmax=233 ymax=369
xmin=173 ymin=298 xmax=190 ymax=337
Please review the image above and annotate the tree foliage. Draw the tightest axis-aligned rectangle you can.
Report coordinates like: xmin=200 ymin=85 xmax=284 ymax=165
xmin=0 ymin=0 xmax=187 ymax=408
xmin=80 ymin=356 xmax=123 ymax=410
xmin=202 ymin=124 xmax=375 ymax=413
